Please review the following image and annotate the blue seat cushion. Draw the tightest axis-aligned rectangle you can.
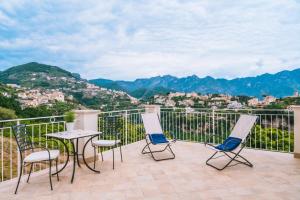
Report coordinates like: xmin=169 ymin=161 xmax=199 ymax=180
xmin=149 ymin=133 xmax=168 ymax=145
xmin=215 ymin=137 xmax=242 ymax=151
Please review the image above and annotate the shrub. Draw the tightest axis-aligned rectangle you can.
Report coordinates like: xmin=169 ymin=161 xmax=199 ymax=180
xmin=64 ymin=111 xmax=75 ymax=123
xmin=0 ymin=107 xmax=17 ymax=120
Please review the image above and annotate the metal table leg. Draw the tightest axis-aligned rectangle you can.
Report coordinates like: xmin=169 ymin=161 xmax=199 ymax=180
xmin=76 ymin=139 xmax=81 ymax=168
xmin=82 ymin=135 xmax=100 ymax=173
xmin=70 ymin=140 xmax=76 ymax=183
xmin=51 ymin=138 xmax=70 ymax=175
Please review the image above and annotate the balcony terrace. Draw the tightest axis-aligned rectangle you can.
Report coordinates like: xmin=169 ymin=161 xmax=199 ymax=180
xmin=0 ymin=106 xmax=300 ymax=199
xmin=0 ymin=141 xmax=299 ymax=200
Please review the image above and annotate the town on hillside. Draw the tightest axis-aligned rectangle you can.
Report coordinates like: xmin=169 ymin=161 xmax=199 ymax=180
xmin=4 ymin=82 xmax=139 ymax=110
xmin=3 ymin=81 xmax=300 ymax=113
xmin=151 ymin=91 xmax=300 ymax=110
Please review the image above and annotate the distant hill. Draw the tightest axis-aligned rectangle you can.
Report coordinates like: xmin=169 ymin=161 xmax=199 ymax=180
xmin=90 ymin=78 xmax=126 ymax=91
xmin=0 ymin=62 xmax=83 ymax=89
xmin=90 ymin=68 xmax=300 ymax=98
xmin=0 ymin=62 xmax=138 ymax=110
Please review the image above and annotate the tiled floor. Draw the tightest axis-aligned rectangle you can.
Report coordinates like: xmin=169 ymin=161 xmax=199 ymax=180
xmin=1 ymin=141 xmax=300 ymax=200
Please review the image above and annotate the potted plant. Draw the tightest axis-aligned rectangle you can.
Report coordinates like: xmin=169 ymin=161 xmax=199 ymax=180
xmin=64 ymin=111 xmax=75 ymax=131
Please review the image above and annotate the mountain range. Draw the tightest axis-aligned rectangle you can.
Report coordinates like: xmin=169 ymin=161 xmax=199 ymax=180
xmin=90 ymin=68 xmax=300 ymax=99
xmin=1 ymin=62 xmax=300 ymax=99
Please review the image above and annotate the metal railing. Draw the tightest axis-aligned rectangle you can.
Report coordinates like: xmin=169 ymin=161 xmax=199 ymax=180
xmin=98 ymin=109 xmax=145 ymax=146
xmin=0 ymin=108 xmax=295 ymax=183
xmin=160 ymin=108 xmax=294 ymax=152
xmin=0 ymin=116 xmax=66 ymax=183
xmin=98 ymin=108 xmax=294 ymax=153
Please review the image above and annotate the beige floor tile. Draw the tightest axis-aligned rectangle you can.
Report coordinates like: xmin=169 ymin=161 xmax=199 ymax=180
xmin=0 ymin=141 xmax=299 ymax=200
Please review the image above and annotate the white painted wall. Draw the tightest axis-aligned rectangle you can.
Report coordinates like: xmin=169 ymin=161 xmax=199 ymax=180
xmin=74 ymin=110 xmax=100 ymax=162
xmin=292 ymin=106 xmax=300 ymax=158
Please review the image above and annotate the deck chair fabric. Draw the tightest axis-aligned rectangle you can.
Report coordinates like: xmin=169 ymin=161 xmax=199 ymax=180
xmin=141 ymin=113 xmax=176 ymax=161
xmin=205 ymin=114 xmax=258 ymax=170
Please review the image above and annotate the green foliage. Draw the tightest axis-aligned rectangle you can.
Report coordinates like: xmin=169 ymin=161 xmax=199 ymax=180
xmin=50 ymin=102 xmax=76 ymax=115
xmin=64 ymin=111 xmax=75 ymax=122
xmin=70 ymin=91 xmax=135 ymax=111
xmin=21 ymin=105 xmax=52 ymax=118
xmin=171 ymin=96 xmax=186 ymax=102
xmin=17 ymin=102 xmax=76 ymax=118
xmin=130 ymin=87 xmax=174 ymax=100
xmin=247 ymin=125 xmax=293 ymax=151
xmin=265 ymin=103 xmax=285 ymax=109
xmin=0 ymin=94 xmax=22 ymax=114
xmin=266 ymin=97 xmax=300 ymax=109
xmin=0 ymin=62 xmax=75 ymax=84
xmin=0 ymin=62 xmax=82 ymax=89
xmin=232 ymin=95 xmax=252 ymax=104
xmin=0 ymin=107 xmax=17 ymax=120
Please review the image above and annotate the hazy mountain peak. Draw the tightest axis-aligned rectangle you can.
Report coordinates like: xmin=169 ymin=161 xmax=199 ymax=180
xmin=91 ymin=68 xmax=300 ymax=98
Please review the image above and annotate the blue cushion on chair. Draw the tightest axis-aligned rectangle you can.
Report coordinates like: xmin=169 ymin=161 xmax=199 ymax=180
xmin=149 ymin=134 xmax=168 ymax=145
xmin=215 ymin=137 xmax=242 ymax=151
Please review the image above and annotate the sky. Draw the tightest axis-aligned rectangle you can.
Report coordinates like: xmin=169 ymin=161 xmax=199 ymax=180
xmin=0 ymin=0 xmax=300 ymax=80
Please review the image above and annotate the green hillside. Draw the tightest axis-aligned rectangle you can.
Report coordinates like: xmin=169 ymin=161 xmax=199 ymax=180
xmin=0 ymin=62 xmax=81 ymax=88
xmin=0 ymin=62 xmax=138 ymax=114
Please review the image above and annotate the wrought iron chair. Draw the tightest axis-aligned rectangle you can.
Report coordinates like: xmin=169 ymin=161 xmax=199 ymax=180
xmin=12 ymin=124 xmax=60 ymax=194
xmin=91 ymin=116 xmax=123 ymax=170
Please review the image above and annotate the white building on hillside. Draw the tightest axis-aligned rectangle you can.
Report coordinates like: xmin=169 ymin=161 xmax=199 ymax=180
xmin=227 ymin=101 xmax=243 ymax=109
xmin=263 ymin=96 xmax=276 ymax=105
xmin=248 ymin=98 xmax=259 ymax=106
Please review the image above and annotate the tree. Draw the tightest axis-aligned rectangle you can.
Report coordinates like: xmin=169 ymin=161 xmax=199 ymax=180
xmin=0 ymin=107 xmax=17 ymax=120
xmin=50 ymin=102 xmax=76 ymax=115
xmin=0 ymin=94 xmax=22 ymax=114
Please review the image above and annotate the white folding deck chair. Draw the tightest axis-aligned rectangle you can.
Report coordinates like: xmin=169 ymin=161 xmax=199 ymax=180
xmin=141 ymin=113 xmax=176 ymax=161
xmin=205 ymin=114 xmax=258 ymax=170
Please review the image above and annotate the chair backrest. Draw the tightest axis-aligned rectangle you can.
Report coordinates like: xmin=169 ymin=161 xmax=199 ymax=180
xmin=12 ymin=124 xmax=33 ymax=152
xmin=141 ymin=113 xmax=163 ymax=135
xmin=104 ymin=116 xmax=117 ymax=135
xmin=229 ymin=115 xmax=258 ymax=141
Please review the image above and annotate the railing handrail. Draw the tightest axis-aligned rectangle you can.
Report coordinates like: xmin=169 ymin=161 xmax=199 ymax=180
xmin=160 ymin=107 xmax=293 ymax=112
xmin=0 ymin=107 xmax=293 ymax=124
xmin=99 ymin=108 xmax=144 ymax=114
xmin=0 ymin=115 xmax=65 ymax=123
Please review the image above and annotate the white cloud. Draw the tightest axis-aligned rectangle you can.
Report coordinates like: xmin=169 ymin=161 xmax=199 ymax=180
xmin=0 ymin=0 xmax=300 ymax=80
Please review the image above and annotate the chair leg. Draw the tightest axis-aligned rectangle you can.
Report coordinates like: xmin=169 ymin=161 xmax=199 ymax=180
xmin=119 ymin=144 xmax=123 ymax=162
xmin=225 ymin=152 xmax=253 ymax=167
xmin=112 ymin=147 xmax=115 ymax=170
xmin=76 ymin=139 xmax=81 ymax=168
xmin=100 ymin=148 xmax=104 ymax=162
xmin=206 ymin=151 xmax=224 ymax=170
xmin=206 ymin=147 xmax=253 ymax=170
xmin=142 ymin=140 xmax=175 ymax=161
xmin=55 ymin=159 xmax=59 ymax=181
xmin=49 ymin=160 xmax=53 ymax=190
xmin=93 ymin=146 xmax=97 ymax=169
xmin=141 ymin=142 xmax=149 ymax=154
xmin=26 ymin=163 xmax=33 ymax=183
xmin=15 ymin=162 xmax=23 ymax=194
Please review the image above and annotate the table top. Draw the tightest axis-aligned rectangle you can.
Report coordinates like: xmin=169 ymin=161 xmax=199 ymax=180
xmin=46 ymin=129 xmax=101 ymax=140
